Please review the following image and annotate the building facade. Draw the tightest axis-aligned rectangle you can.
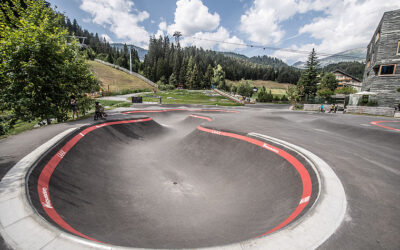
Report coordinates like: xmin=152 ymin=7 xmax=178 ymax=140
xmin=362 ymin=9 xmax=400 ymax=107
xmin=333 ymin=70 xmax=363 ymax=92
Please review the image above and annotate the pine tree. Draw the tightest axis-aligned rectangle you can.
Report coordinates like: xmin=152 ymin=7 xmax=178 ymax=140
xmin=186 ymin=56 xmax=194 ymax=84
xmin=297 ymin=48 xmax=319 ymax=100
xmin=169 ymin=73 xmax=177 ymax=86
xmin=204 ymin=64 xmax=213 ymax=89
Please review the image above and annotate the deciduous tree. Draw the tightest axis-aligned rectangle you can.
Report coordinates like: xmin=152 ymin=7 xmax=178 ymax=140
xmin=0 ymin=0 xmax=98 ymax=133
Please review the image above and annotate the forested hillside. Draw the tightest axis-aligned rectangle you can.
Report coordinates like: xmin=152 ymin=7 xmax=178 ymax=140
xmin=62 ymin=17 xmax=300 ymax=89
xmin=61 ymin=17 xmax=142 ymax=72
xmin=322 ymin=61 xmax=365 ymax=80
xmin=222 ymin=52 xmax=289 ymax=68
xmin=143 ymin=36 xmax=300 ymax=89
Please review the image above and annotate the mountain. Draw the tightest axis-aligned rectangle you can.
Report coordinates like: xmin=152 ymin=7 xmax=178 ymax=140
xmin=110 ymin=43 xmax=148 ymax=61
xmin=220 ymin=52 xmax=249 ymax=61
xmin=292 ymin=48 xmax=367 ymax=68
xmin=220 ymin=52 xmax=289 ymax=68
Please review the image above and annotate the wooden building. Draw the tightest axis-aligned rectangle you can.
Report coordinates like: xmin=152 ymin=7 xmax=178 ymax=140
xmin=362 ymin=9 xmax=400 ymax=107
xmin=333 ymin=69 xmax=362 ymax=92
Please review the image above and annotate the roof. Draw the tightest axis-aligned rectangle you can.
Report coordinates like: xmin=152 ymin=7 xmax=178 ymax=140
xmin=332 ymin=69 xmax=361 ymax=82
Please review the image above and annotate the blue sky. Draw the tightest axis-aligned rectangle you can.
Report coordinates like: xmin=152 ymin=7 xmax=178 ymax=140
xmin=48 ymin=0 xmax=400 ymax=65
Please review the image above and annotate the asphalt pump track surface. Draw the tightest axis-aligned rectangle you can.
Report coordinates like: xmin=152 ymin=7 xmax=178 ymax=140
xmin=25 ymin=109 xmax=320 ymax=249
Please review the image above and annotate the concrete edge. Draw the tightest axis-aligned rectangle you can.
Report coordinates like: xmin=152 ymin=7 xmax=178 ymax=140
xmin=0 ymin=127 xmax=346 ymax=250
xmin=243 ymin=132 xmax=347 ymax=250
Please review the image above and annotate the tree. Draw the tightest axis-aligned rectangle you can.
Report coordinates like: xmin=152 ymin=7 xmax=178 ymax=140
xmin=237 ymin=80 xmax=253 ymax=97
xmin=0 ymin=0 xmax=98 ymax=133
xmin=188 ymin=64 xmax=201 ymax=89
xmin=212 ymin=65 xmax=226 ymax=90
xmin=257 ymin=86 xmax=269 ymax=102
xmin=334 ymin=86 xmax=357 ymax=95
xmin=297 ymin=48 xmax=319 ymax=100
xmin=320 ymin=73 xmax=338 ymax=91
xmin=316 ymin=88 xmax=334 ymax=99
xmin=204 ymin=64 xmax=214 ymax=89
xmin=169 ymin=73 xmax=178 ymax=86
xmin=280 ymin=95 xmax=288 ymax=102
xmin=286 ymin=85 xmax=299 ymax=105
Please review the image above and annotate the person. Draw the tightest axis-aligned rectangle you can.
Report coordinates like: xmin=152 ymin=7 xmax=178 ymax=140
xmin=95 ymin=102 xmax=105 ymax=120
xmin=329 ymin=104 xmax=334 ymax=113
xmin=320 ymin=104 xmax=324 ymax=112
xmin=69 ymin=96 xmax=78 ymax=120
xmin=334 ymin=104 xmax=338 ymax=113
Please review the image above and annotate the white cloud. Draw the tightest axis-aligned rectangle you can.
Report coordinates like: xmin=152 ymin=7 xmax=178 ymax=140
xmin=239 ymin=0 xmax=303 ymax=45
xmin=100 ymin=34 xmax=113 ymax=43
xmin=166 ymin=0 xmax=220 ymax=36
xmin=159 ymin=21 xmax=167 ymax=31
xmin=244 ymin=0 xmax=400 ymax=63
xmin=298 ymin=1 xmax=400 ymax=55
xmin=155 ymin=29 xmax=164 ymax=38
xmin=272 ymin=43 xmax=317 ymax=63
xmin=80 ymin=0 xmax=150 ymax=47
xmin=165 ymin=0 xmax=244 ymax=51
xmin=184 ymin=27 xmax=246 ymax=51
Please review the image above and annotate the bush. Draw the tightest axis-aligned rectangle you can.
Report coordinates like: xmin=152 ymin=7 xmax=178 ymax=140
xmin=280 ymin=95 xmax=289 ymax=102
xmin=231 ymin=85 xmax=237 ymax=94
xmin=273 ymin=95 xmax=281 ymax=102
xmin=96 ymin=53 xmax=108 ymax=61
xmin=317 ymin=88 xmax=334 ymax=98
xmin=295 ymin=103 xmax=304 ymax=110
xmin=335 ymin=86 xmax=357 ymax=95
xmin=158 ymin=82 xmax=175 ymax=91
xmin=366 ymin=100 xmax=378 ymax=106
xmin=257 ymin=87 xmax=273 ymax=102
xmin=237 ymin=80 xmax=253 ymax=97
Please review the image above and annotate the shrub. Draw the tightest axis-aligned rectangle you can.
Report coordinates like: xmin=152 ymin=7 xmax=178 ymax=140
xmin=317 ymin=88 xmax=334 ymax=98
xmin=237 ymin=81 xmax=253 ymax=97
xmin=158 ymin=82 xmax=175 ymax=91
xmin=281 ymin=95 xmax=289 ymax=102
xmin=335 ymin=86 xmax=357 ymax=95
xmin=366 ymin=100 xmax=378 ymax=106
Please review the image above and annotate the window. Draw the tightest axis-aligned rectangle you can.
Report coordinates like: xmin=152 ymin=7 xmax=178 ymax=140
xmin=397 ymin=41 xmax=400 ymax=55
xmin=375 ymin=32 xmax=380 ymax=43
xmin=378 ymin=64 xmax=396 ymax=76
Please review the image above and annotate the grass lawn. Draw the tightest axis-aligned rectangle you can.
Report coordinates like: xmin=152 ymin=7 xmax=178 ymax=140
xmin=87 ymin=60 xmax=154 ymax=93
xmin=140 ymin=90 xmax=242 ymax=106
xmin=226 ymin=79 xmax=294 ymax=97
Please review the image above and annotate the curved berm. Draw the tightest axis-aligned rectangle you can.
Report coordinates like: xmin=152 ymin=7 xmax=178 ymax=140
xmin=27 ymin=114 xmax=319 ymax=249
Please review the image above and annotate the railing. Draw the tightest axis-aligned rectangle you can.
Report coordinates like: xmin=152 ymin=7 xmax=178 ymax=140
xmin=213 ymin=89 xmax=243 ymax=104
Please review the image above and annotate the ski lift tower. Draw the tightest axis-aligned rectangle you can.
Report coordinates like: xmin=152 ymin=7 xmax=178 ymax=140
xmin=67 ymin=36 xmax=87 ymax=62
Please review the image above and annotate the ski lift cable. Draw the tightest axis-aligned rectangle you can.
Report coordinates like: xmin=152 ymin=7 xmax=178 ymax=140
xmin=188 ymin=36 xmax=366 ymax=60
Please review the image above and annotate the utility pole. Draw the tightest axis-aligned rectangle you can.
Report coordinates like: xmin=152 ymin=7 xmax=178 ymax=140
xmin=129 ymin=45 xmax=132 ymax=73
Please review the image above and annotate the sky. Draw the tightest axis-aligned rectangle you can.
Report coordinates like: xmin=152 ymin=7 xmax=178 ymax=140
xmin=47 ymin=0 xmax=400 ymax=65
